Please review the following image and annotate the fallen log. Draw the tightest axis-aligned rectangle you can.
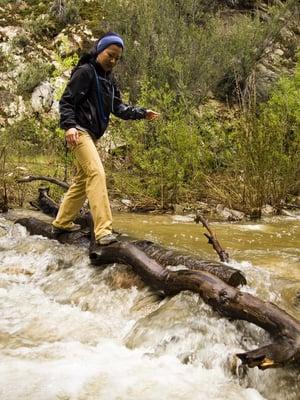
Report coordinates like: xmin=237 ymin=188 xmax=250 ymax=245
xmin=23 ymin=187 xmax=246 ymax=286
xmin=92 ymin=242 xmax=300 ymax=369
xmin=16 ymin=216 xmax=246 ymax=287
xmin=133 ymin=240 xmax=245 ymax=287
xmin=14 ymin=216 xmax=300 ymax=369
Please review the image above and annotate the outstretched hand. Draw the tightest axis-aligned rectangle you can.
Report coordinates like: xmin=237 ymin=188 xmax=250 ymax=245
xmin=145 ymin=109 xmax=160 ymax=121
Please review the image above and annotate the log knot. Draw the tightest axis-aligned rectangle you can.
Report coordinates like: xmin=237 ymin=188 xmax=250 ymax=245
xmin=219 ymin=289 xmax=230 ymax=305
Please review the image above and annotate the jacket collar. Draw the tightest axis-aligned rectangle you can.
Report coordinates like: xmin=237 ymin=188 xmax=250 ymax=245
xmin=91 ymin=59 xmax=111 ymax=79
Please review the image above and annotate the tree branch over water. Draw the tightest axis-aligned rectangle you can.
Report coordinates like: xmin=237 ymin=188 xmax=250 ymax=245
xmin=195 ymin=212 xmax=229 ymax=262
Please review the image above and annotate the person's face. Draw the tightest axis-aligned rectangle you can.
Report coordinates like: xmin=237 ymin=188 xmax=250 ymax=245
xmin=96 ymin=44 xmax=123 ymax=72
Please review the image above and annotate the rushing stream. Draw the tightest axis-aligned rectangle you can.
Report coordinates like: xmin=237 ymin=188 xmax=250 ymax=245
xmin=0 ymin=209 xmax=299 ymax=400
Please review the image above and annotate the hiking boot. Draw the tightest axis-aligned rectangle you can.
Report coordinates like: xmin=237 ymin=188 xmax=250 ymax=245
xmin=97 ymin=233 xmax=118 ymax=246
xmin=89 ymin=233 xmax=119 ymax=260
xmin=51 ymin=223 xmax=81 ymax=235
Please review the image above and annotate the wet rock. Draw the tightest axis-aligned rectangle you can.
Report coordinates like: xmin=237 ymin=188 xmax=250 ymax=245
xmin=172 ymin=215 xmax=194 ymax=223
xmin=110 ymin=198 xmax=125 ymax=212
xmin=173 ymin=204 xmax=184 ymax=215
xmin=294 ymin=196 xmax=300 ymax=207
xmin=102 ymin=264 xmax=145 ymax=290
xmin=121 ymin=199 xmax=133 ymax=208
xmin=130 ymin=289 xmax=163 ymax=312
xmin=261 ymin=204 xmax=276 ymax=216
xmin=196 ymin=201 xmax=212 ymax=214
xmin=125 ymin=292 xmax=207 ymax=351
xmin=216 ymin=204 xmax=245 ymax=221
xmin=281 ymin=209 xmax=294 ymax=217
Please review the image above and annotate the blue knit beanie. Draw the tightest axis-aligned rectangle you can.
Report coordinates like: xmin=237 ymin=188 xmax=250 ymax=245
xmin=96 ymin=33 xmax=124 ymax=54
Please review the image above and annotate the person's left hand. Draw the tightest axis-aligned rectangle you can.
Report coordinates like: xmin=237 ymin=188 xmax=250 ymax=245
xmin=145 ymin=110 xmax=160 ymax=121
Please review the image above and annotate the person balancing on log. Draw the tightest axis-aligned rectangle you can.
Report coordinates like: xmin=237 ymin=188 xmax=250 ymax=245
xmin=52 ymin=31 xmax=160 ymax=251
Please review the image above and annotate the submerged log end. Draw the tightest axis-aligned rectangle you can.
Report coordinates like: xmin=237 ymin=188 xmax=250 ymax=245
xmin=228 ymin=270 xmax=247 ymax=287
xmin=236 ymin=340 xmax=300 ymax=370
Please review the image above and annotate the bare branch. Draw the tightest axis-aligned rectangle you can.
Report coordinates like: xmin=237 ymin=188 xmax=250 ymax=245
xmin=195 ymin=212 xmax=229 ymax=262
xmin=16 ymin=175 xmax=69 ymax=190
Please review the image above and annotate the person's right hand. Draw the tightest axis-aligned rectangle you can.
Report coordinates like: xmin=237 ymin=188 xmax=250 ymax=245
xmin=65 ymin=128 xmax=79 ymax=146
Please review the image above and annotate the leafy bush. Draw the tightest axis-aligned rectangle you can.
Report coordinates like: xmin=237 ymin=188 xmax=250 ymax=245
xmin=12 ymin=34 xmax=31 ymax=49
xmin=50 ymin=0 xmax=81 ymax=26
xmin=5 ymin=116 xmax=66 ymax=155
xmin=206 ymin=60 xmax=300 ymax=212
xmin=110 ymin=82 xmax=204 ymax=207
xmin=27 ymin=1 xmax=82 ymax=38
xmin=29 ymin=14 xmax=59 ymax=39
xmin=108 ymin=62 xmax=300 ymax=211
xmin=0 ymin=0 xmax=17 ymax=4
xmin=16 ymin=62 xmax=53 ymax=97
xmin=99 ymin=0 xmax=290 ymax=104
xmin=0 ymin=123 xmax=71 ymax=209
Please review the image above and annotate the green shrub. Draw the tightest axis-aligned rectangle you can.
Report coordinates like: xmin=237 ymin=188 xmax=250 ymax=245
xmin=99 ymin=0 xmax=290 ymax=104
xmin=26 ymin=1 xmax=82 ymax=39
xmin=108 ymin=61 xmax=300 ymax=211
xmin=0 ymin=0 xmax=17 ymax=4
xmin=50 ymin=0 xmax=81 ymax=26
xmin=206 ymin=60 xmax=300 ymax=212
xmin=16 ymin=62 xmax=53 ymax=97
xmin=12 ymin=34 xmax=31 ymax=49
xmin=110 ymin=82 xmax=204 ymax=207
xmin=29 ymin=14 xmax=59 ymax=39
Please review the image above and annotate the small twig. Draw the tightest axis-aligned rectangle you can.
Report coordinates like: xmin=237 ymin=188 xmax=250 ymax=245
xmin=16 ymin=175 xmax=69 ymax=190
xmin=195 ymin=212 xmax=229 ymax=263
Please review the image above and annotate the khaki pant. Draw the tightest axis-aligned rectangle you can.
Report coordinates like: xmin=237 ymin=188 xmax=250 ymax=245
xmin=53 ymin=131 xmax=112 ymax=240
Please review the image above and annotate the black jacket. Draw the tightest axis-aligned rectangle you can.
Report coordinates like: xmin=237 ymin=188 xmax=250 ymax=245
xmin=59 ymin=60 xmax=147 ymax=139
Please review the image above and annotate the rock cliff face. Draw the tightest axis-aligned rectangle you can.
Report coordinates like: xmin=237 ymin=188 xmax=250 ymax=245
xmin=0 ymin=13 xmax=94 ymax=126
xmin=0 ymin=0 xmax=299 ymax=128
xmin=251 ymin=3 xmax=300 ymax=100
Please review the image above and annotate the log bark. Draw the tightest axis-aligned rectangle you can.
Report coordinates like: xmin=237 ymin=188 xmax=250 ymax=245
xmin=133 ymin=240 xmax=245 ymax=287
xmin=15 ymin=216 xmax=300 ymax=370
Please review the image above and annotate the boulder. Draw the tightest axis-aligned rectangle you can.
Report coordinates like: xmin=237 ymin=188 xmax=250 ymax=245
xmin=216 ymin=204 xmax=245 ymax=221
xmin=261 ymin=204 xmax=276 ymax=216
xmin=31 ymin=82 xmax=54 ymax=113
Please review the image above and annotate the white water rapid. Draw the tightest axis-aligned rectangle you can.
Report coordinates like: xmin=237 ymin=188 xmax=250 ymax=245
xmin=0 ymin=214 xmax=299 ymax=400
